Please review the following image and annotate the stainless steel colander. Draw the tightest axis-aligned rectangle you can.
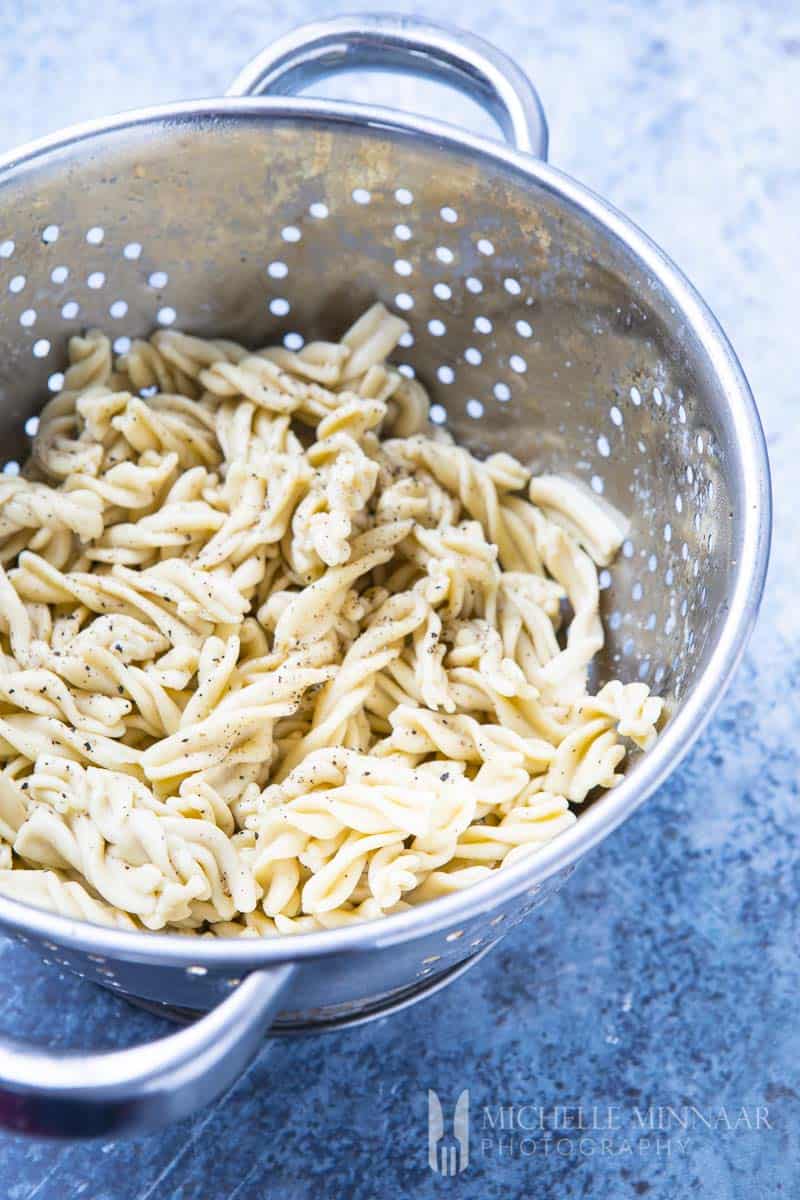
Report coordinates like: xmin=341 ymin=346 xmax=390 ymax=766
xmin=0 ymin=14 xmax=770 ymax=1138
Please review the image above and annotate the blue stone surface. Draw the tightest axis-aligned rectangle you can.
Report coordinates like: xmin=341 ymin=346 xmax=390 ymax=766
xmin=0 ymin=2 xmax=797 ymax=1196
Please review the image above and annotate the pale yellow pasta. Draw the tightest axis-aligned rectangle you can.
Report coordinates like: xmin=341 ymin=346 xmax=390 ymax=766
xmin=0 ymin=302 xmax=663 ymax=935
xmin=527 ymin=474 xmax=630 ymax=568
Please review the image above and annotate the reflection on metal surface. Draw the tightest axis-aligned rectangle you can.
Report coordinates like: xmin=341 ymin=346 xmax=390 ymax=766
xmin=122 ymin=942 xmax=499 ymax=1035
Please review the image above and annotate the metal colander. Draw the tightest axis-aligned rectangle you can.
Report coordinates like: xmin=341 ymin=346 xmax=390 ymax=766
xmin=0 ymin=14 xmax=770 ymax=1139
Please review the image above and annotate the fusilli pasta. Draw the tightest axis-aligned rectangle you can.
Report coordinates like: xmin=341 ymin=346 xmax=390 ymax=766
xmin=0 ymin=303 xmax=664 ymax=935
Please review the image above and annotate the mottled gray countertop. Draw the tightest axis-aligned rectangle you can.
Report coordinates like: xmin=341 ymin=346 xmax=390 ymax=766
xmin=0 ymin=1 xmax=798 ymax=1197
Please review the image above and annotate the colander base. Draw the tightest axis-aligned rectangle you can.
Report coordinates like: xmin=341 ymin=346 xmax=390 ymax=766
xmin=117 ymin=941 xmax=496 ymax=1035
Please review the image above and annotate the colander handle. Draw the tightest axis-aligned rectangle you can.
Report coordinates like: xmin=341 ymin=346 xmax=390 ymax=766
xmin=227 ymin=14 xmax=549 ymax=159
xmin=0 ymin=963 xmax=295 ymax=1138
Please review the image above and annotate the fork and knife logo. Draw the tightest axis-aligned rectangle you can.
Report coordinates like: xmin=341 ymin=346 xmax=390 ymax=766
xmin=428 ymin=1089 xmax=470 ymax=1175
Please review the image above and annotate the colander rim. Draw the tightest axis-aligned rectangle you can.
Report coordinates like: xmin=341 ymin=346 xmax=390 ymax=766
xmin=0 ymin=95 xmax=772 ymax=965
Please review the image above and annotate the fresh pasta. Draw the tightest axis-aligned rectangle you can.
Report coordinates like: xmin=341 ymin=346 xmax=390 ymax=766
xmin=0 ymin=303 xmax=664 ymax=936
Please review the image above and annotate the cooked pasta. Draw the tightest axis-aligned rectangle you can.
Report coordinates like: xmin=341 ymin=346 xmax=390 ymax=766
xmin=0 ymin=303 xmax=664 ymax=936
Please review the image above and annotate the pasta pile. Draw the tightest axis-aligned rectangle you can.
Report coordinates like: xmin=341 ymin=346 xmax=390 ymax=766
xmin=0 ymin=303 xmax=663 ymax=936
